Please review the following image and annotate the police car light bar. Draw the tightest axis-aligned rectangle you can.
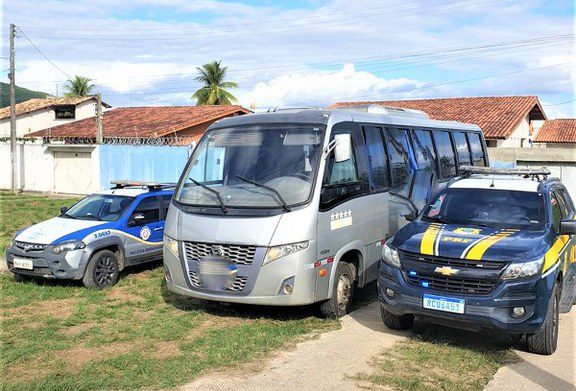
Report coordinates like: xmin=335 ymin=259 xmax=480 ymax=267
xmin=110 ymin=180 xmax=176 ymax=190
xmin=459 ymin=165 xmax=551 ymax=179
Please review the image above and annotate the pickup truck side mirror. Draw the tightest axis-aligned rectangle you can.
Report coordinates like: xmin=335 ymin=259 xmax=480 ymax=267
xmin=60 ymin=206 xmax=68 ymax=214
xmin=403 ymin=210 xmax=418 ymax=222
xmin=559 ymin=219 xmax=576 ymax=235
xmin=128 ymin=212 xmax=145 ymax=227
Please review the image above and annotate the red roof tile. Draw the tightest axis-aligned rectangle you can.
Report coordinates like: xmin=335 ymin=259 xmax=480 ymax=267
xmin=332 ymin=96 xmax=546 ymax=140
xmin=26 ymin=105 xmax=251 ymax=139
xmin=0 ymin=97 xmax=110 ymax=120
xmin=534 ymin=119 xmax=576 ymax=143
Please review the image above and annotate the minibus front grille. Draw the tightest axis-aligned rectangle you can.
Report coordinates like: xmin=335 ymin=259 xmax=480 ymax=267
xmin=187 ymin=271 xmax=248 ymax=292
xmin=183 ymin=242 xmax=257 ymax=265
xmin=404 ymin=272 xmax=496 ymax=295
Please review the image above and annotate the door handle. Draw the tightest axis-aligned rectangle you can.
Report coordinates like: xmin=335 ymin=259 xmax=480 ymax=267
xmin=154 ymin=227 xmax=164 ymax=231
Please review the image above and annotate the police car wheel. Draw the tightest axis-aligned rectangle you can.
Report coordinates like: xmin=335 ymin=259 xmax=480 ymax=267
xmin=380 ymin=306 xmax=414 ymax=330
xmin=526 ymin=284 xmax=560 ymax=355
xmin=319 ymin=262 xmax=354 ymax=318
xmin=82 ymin=250 xmax=119 ymax=289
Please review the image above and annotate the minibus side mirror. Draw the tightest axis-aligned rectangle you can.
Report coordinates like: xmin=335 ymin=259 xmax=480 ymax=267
xmin=128 ymin=212 xmax=145 ymax=227
xmin=60 ymin=206 xmax=68 ymax=214
xmin=559 ymin=219 xmax=576 ymax=235
xmin=334 ymin=134 xmax=352 ymax=162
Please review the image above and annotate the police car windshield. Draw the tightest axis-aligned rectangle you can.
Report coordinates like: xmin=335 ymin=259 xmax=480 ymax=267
xmin=423 ymin=188 xmax=546 ymax=230
xmin=175 ymin=125 xmax=324 ymax=209
xmin=63 ymin=195 xmax=134 ymax=222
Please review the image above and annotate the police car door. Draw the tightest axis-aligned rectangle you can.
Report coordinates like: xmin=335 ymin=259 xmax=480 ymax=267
xmin=125 ymin=195 xmax=164 ymax=262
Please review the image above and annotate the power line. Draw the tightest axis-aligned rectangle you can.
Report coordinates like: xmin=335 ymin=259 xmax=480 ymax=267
xmin=17 ymin=26 xmax=71 ymax=79
xmin=541 ymin=98 xmax=576 ymax=106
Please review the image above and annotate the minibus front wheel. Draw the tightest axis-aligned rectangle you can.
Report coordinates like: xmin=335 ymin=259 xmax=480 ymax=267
xmin=319 ymin=262 xmax=354 ymax=318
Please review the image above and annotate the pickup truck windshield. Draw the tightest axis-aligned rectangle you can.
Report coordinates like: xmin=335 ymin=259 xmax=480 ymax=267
xmin=175 ymin=125 xmax=324 ymax=209
xmin=63 ymin=195 xmax=134 ymax=221
xmin=423 ymin=188 xmax=546 ymax=230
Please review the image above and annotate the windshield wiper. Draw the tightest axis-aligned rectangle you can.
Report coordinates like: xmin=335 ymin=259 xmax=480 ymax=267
xmin=188 ymin=178 xmax=228 ymax=214
xmin=236 ymin=176 xmax=291 ymax=212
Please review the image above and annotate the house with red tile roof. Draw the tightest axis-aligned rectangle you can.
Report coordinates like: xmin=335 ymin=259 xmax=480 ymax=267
xmin=0 ymin=96 xmax=111 ymax=138
xmin=333 ymin=96 xmax=546 ymax=148
xmin=26 ymin=105 xmax=251 ymax=145
xmin=534 ymin=119 xmax=576 ymax=147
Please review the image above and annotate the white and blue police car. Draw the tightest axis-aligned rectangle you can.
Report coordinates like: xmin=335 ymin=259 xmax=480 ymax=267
xmin=6 ymin=181 xmax=174 ymax=288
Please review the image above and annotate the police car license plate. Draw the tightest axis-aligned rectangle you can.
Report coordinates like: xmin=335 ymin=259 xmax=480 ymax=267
xmin=13 ymin=257 xmax=33 ymax=270
xmin=423 ymin=294 xmax=465 ymax=314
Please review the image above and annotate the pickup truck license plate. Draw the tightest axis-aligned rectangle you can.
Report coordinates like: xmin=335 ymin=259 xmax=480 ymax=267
xmin=423 ymin=294 xmax=465 ymax=314
xmin=13 ymin=257 xmax=34 ymax=270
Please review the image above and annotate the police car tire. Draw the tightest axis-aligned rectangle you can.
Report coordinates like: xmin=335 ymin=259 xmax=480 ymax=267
xmin=82 ymin=250 xmax=119 ymax=289
xmin=526 ymin=284 xmax=559 ymax=355
xmin=319 ymin=262 xmax=354 ymax=318
xmin=380 ymin=306 xmax=414 ymax=330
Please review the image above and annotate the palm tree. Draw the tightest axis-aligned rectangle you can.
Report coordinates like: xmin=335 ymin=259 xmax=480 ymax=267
xmin=64 ymin=76 xmax=96 ymax=97
xmin=192 ymin=61 xmax=238 ymax=105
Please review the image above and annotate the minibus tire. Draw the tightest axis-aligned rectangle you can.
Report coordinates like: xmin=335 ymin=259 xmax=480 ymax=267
xmin=82 ymin=250 xmax=119 ymax=289
xmin=526 ymin=284 xmax=559 ymax=355
xmin=380 ymin=306 xmax=414 ymax=330
xmin=319 ymin=262 xmax=354 ymax=318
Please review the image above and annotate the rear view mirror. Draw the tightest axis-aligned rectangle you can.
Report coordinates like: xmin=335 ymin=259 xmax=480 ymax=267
xmin=403 ymin=210 xmax=418 ymax=222
xmin=334 ymin=134 xmax=352 ymax=163
xmin=60 ymin=206 xmax=68 ymax=214
xmin=559 ymin=219 xmax=576 ymax=235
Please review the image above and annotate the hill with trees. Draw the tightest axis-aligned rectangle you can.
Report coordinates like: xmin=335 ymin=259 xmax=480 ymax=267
xmin=0 ymin=82 xmax=49 ymax=108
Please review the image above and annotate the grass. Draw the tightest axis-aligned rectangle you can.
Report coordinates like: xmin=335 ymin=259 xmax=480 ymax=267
xmin=0 ymin=192 xmax=81 ymax=254
xmin=355 ymin=324 xmax=519 ymax=391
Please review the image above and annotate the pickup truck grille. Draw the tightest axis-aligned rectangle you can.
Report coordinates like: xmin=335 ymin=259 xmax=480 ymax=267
xmin=14 ymin=241 xmax=47 ymax=252
xmin=404 ymin=272 xmax=497 ymax=295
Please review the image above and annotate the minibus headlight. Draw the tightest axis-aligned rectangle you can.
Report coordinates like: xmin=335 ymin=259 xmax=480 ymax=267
xmin=502 ymin=258 xmax=543 ymax=280
xmin=382 ymin=242 xmax=401 ymax=268
xmin=264 ymin=241 xmax=309 ymax=265
xmin=164 ymin=235 xmax=179 ymax=258
xmin=52 ymin=240 xmax=85 ymax=255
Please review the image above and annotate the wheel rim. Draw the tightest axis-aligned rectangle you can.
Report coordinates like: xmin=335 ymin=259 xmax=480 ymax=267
xmin=94 ymin=256 xmax=116 ymax=286
xmin=336 ymin=274 xmax=352 ymax=312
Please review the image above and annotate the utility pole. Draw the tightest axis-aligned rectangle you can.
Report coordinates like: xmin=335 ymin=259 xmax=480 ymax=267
xmin=96 ymin=92 xmax=103 ymax=143
xmin=9 ymin=23 xmax=17 ymax=193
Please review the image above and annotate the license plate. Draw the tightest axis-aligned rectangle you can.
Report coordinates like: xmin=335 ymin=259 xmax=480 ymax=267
xmin=13 ymin=257 xmax=34 ymax=270
xmin=423 ymin=294 xmax=465 ymax=314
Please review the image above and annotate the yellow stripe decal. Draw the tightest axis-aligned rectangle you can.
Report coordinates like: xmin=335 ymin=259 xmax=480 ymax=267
xmin=543 ymin=236 xmax=569 ymax=272
xmin=420 ymin=224 xmax=441 ymax=255
xmin=465 ymin=231 xmax=514 ymax=260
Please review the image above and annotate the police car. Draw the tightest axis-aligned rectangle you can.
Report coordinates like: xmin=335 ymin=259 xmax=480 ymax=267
xmin=6 ymin=181 xmax=174 ymax=288
xmin=379 ymin=166 xmax=576 ymax=355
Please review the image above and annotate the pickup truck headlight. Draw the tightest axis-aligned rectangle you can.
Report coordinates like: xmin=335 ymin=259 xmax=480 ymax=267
xmin=382 ymin=241 xmax=401 ymax=268
xmin=52 ymin=240 xmax=86 ymax=255
xmin=264 ymin=241 xmax=309 ymax=265
xmin=502 ymin=258 xmax=543 ymax=280
xmin=164 ymin=235 xmax=179 ymax=258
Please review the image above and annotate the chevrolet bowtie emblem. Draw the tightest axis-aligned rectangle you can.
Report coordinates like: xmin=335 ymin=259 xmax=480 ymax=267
xmin=434 ymin=266 xmax=459 ymax=276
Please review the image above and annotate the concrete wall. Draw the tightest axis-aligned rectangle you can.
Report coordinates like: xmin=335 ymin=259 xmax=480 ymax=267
xmin=488 ymin=146 xmax=576 ymax=198
xmin=0 ymin=100 xmax=97 ymax=138
xmin=0 ymin=141 xmax=55 ymax=192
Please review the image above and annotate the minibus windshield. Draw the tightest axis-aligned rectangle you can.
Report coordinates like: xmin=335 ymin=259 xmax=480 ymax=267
xmin=175 ymin=125 xmax=325 ymax=209
xmin=423 ymin=188 xmax=546 ymax=230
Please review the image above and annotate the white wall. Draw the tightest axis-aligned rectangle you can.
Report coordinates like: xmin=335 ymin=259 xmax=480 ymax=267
xmin=496 ymin=115 xmax=532 ymax=148
xmin=0 ymin=100 xmax=97 ymax=138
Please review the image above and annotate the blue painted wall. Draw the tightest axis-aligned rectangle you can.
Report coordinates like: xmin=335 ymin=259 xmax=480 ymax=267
xmin=99 ymin=145 xmax=190 ymax=189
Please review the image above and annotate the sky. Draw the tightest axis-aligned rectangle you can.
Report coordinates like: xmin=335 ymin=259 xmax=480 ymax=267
xmin=1 ymin=0 xmax=575 ymax=117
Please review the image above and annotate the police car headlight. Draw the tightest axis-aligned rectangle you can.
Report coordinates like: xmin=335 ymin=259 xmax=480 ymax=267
xmin=52 ymin=240 xmax=86 ymax=255
xmin=164 ymin=235 xmax=179 ymax=258
xmin=502 ymin=258 xmax=543 ymax=280
xmin=264 ymin=241 xmax=309 ymax=265
xmin=382 ymin=241 xmax=401 ymax=268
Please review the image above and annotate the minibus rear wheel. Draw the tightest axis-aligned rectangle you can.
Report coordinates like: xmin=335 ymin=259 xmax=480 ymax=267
xmin=380 ymin=306 xmax=414 ymax=330
xmin=319 ymin=262 xmax=354 ymax=318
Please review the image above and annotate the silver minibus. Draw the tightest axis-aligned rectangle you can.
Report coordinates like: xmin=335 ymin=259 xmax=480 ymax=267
xmin=163 ymin=106 xmax=489 ymax=316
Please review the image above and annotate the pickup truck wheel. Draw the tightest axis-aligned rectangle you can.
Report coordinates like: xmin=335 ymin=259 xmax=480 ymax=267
xmin=526 ymin=284 xmax=559 ymax=355
xmin=380 ymin=306 xmax=414 ymax=330
xmin=82 ymin=250 xmax=119 ymax=289
xmin=319 ymin=262 xmax=354 ymax=318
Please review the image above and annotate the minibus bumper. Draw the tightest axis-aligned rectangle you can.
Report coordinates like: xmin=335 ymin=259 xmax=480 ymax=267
xmin=378 ymin=262 xmax=555 ymax=334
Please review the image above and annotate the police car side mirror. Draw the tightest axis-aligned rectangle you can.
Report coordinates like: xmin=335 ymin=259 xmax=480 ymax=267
xmin=60 ymin=206 xmax=68 ymax=214
xmin=128 ymin=213 xmax=145 ymax=227
xmin=559 ymin=219 xmax=576 ymax=235
xmin=403 ymin=210 xmax=418 ymax=222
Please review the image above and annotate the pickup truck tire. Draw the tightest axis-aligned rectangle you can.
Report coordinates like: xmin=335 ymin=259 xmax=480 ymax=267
xmin=526 ymin=284 xmax=559 ymax=355
xmin=319 ymin=262 xmax=354 ymax=318
xmin=82 ymin=250 xmax=119 ymax=289
xmin=380 ymin=306 xmax=414 ymax=330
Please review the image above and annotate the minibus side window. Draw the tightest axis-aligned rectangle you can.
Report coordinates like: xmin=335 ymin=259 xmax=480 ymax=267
xmin=363 ymin=126 xmax=389 ymax=191
xmin=467 ymin=133 xmax=486 ymax=167
xmin=432 ymin=130 xmax=457 ymax=179
xmin=453 ymin=132 xmax=472 ymax=166
xmin=384 ymin=128 xmax=411 ymax=186
xmin=411 ymin=129 xmax=436 ymax=170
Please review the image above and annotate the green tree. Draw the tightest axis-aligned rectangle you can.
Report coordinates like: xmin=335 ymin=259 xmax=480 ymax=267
xmin=64 ymin=76 xmax=96 ymax=97
xmin=192 ymin=61 xmax=238 ymax=105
